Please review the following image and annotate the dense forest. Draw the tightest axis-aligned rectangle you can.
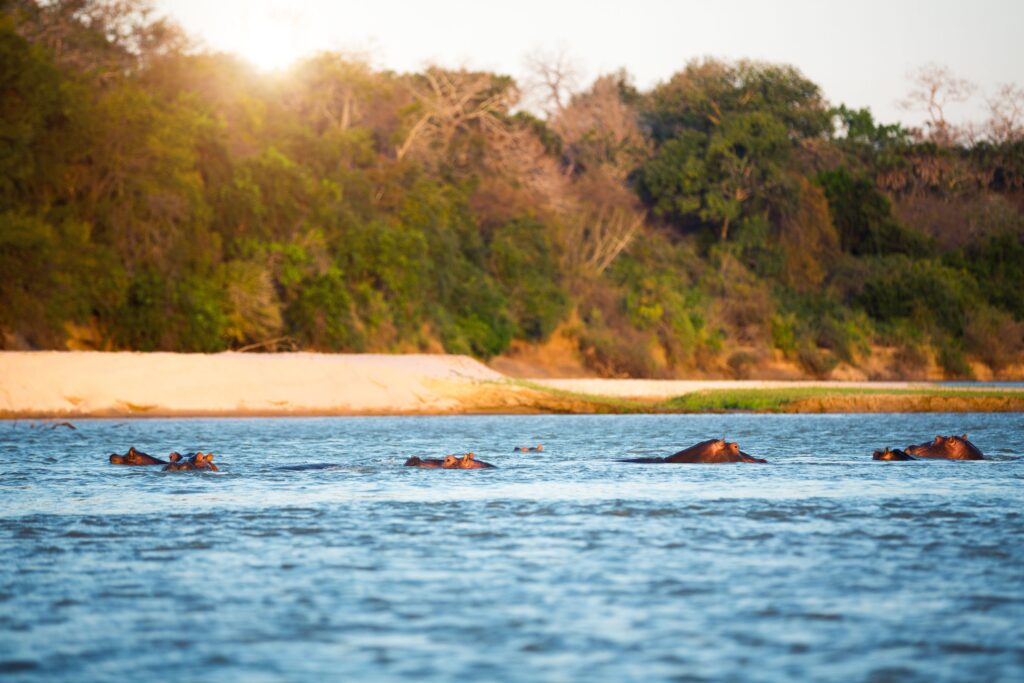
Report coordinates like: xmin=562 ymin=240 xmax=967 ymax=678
xmin=3 ymin=1 xmax=1023 ymax=379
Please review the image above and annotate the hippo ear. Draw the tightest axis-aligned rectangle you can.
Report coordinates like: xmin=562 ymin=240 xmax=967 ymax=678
xmin=169 ymin=452 xmax=181 ymax=462
xmin=961 ymin=433 xmax=968 ymax=440
xmin=934 ymin=436 xmax=942 ymax=444
xmin=466 ymin=452 xmax=475 ymax=460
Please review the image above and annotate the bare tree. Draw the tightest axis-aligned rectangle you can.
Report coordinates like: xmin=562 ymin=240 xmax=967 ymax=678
xmin=556 ymin=169 xmax=646 ymax=278
xmin=900 ymin=63 xmax=976 ymax=145
xmin=396 ymin=66 xmax=519 ymax=161
xmin=556 ymin=74 xmax=648 ymax=178
xmin=523 ymin=47 xmax=581 ymax=118
xmin=518 ymin=60 xmax=650 ymax=275
xmin=985 ymin=83 xmax=1024 ymax=143
xmin=562 ymin=203 xmax=644 ymax=276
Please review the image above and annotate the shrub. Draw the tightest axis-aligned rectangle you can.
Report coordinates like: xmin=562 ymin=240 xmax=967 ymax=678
xmin=963 ymin=306 xmax=1024 ymax=373
xmin=818 ymin=167 xmax=932 ymax=257
xmin=488 ymin=218 xmax=568 ymax=341
xmin=855 ymin=257 xmax=981 ymax=337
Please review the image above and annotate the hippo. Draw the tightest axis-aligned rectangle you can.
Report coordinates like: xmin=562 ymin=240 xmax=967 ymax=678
xmin=872 ymin=448 xmax=916 ymax=461
xmin=904 ymin=434 xmax=984 ymax=460
xmin=163 ymin=452 xmax=219 ymax=472
xmin=109 ymin=446 xmax=168 ymax=466
xmin=513 ymin=444 xmax=544 ymax=452
xmin=621 ymin=438 xmax=767 ymax=464
xmin=405 ymin=453 xmax=496 ymax=469
xmin=446 ymin=452 xmax=495 ymax=469
xmin=404 ymin=456 xmax=447 ymax=468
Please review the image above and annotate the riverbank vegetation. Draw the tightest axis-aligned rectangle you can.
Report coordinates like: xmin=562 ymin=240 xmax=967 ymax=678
xmin=2 ymin=1 xmax=1023 ymax=379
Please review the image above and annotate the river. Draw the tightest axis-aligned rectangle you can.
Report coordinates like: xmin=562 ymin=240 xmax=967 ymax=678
xmin=1 ymin=413 xmax=1022 ymax=682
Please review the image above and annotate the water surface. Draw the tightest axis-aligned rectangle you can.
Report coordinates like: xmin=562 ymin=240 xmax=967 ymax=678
xmin=1 ymin=414 xmax=1022 ymax=682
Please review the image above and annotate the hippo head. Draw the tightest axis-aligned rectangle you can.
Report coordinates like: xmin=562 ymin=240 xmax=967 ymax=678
xmin=906 ymin=433 xmax=983 ymax=460
xmin=458 ymin=453 xmax=476 ymax=468
xmin=873 ymin=448 xmax=913 ymax=461
xmin=109 ymin=446 xmax=141 ymax=465
xmin=535 ymin=444 xmax=544 ymax=452
xmin=709 ymin=440 xmax=741 ymax=460
xmin=945 ymin=434 xmax=983 ymax=459
xmin=192 ymin=452 xmax=216 ymax=469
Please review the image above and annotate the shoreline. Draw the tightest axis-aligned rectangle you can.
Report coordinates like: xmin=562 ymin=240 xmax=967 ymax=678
xmin=2 ymin=352 xmax=1023 ymax=419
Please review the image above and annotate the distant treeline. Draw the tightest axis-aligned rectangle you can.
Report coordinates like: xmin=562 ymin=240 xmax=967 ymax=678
xmin=2 ymin=0 xmax=1023 ymax=378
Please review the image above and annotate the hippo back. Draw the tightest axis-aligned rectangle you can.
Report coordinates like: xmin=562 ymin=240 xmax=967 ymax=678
xmin=664 ymin=439 xmax=728 ymax=463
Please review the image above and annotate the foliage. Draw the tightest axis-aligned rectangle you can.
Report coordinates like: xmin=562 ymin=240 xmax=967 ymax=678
xmin=1 ymin=2 xmax=1023 ymax=378
xmin=818 ymin=167 xmax=932 ymax=256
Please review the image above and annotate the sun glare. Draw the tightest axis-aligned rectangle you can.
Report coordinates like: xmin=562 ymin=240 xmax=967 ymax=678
xmin=230 ymin=9 xmax=309 ymax=72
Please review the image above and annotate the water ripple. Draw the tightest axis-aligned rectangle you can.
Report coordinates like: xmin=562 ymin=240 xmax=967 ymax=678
xmin=0 ymin=413 xmax=1022 ymax=682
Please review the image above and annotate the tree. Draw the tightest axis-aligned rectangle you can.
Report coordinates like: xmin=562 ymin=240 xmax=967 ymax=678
xmin=396 ymin=66 xmax=518 ymax=163
xmin=638 ymin=59 xmax=827 ymax=243
xmin=10 ymin=0 xmax=187 ymax=79
xmin=831 ymin=105 xmax=911 ymax=149
xmin=900 ymin=63 xmax=976 ymax=145
xmin=985 ymin=83 xmax=1024 ymax=143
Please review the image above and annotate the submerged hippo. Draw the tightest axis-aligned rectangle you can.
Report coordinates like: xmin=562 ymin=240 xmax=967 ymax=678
xmin=904 ymin=434 xmax=984 ymax=460
xmin=445 ymin=452 xmax=495 ymax=469
xmin=513 ymin=444 xmax=544 ymax=452
xmin=163 ymin=452 xmax=219 ymax=472
xmin=109 ymin=446 xmax=168 ymax=466
xmin=405 ymin=453 xmax=496 ymax=469
xmin=872 ymin=448 xmax=916 ymax=461
xmin=404 ymin=456 xmax=446 ymax=468
xmin=622 ymin=438 xmax=768 ymax=464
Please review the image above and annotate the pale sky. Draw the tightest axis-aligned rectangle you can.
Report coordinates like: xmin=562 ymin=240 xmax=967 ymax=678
xmin=155 ymin=0 xmax=1023 ymax=129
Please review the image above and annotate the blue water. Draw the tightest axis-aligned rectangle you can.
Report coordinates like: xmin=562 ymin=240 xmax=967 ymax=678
xmin=1 ymin=413 xmax=1022 ymax=682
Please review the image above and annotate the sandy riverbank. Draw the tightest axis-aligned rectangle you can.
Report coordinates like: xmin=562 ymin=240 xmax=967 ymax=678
xmin=0 ymin=352 xmax=502 ymax=418
xmin=1 ymin=352 xmax=1022 ymax=418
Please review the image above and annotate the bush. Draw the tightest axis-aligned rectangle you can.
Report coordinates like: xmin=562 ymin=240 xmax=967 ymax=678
xmin=936 ymin=339 xmax=973 ymax=379
xmin=947 ymin=231 xmax=1024 ymax=320
xmin=578 ymin=325 xmax=663 ymax=378
xmin=727 ymin=350 xmax=759 ymax=379
xmin=797 ymin=341 xmax=838 ymax=378
xmin=488 ymin=218 xmax=568 ymax=341
xmin=818 ymin=167 xmax=932 ymax=257
xmin=111 ymin=269 xmax=172 ymax=351
xmin=285 ymin=268 xmax=362 ymax=350
xmin=855 ymin=257 xmax=981 ymax=337
xmin=889 ymin=342 xmax=930 ymax=379
xmin=963 ymin=306 xmax=1024 ymax=373
xmin=173 ymin=275 xmax=229 ymax=352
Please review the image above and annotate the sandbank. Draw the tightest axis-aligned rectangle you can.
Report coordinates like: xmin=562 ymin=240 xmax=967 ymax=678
xmin=1 ymin=352 xmax=1022 ymax=418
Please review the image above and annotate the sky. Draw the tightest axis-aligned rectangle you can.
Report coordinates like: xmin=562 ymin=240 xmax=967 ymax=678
xmin=154 ymin=0 xmax=1023 ymax=129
